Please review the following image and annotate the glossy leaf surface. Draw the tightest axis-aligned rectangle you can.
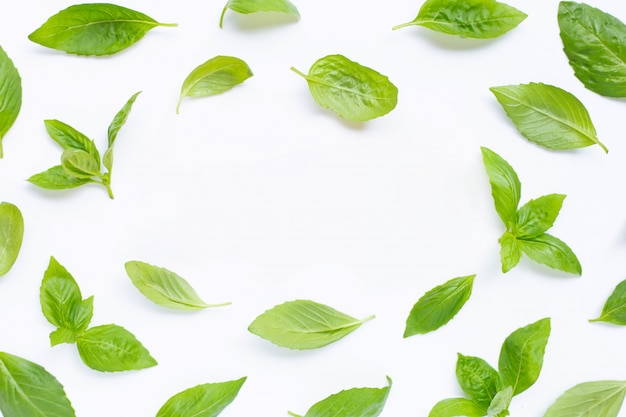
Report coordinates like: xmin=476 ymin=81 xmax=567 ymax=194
xmin=157 ymin=377 xmax=246 ymax=417
xmin=0 ymin=46 xmax=21 ymax=158
xmin=105 ymin=91 xmax=140 ymax=172
xmin=481 ymin=147 xmax=520 ymax=226
xmin=28 ymin=165 xmax=92 ymax=190
xmin=428 ymin=398 xmax=486 ymax=417
xmin=456 ymin=354 xmax=502 ymax=408
xmin=590 ymin=279 xmax=626 ymax=324
xmin=220 ymin=0 xmax=300 ymax=27
xmin=0 ymin=202 xmax=23 ymax=277
xmin=518 ymin=234 xmax=582 ymax=275
xmin=44 ymin=119 xmax=100 ymax=166
xmin=512 ymin=194 xmax=565 ymax=239
xmin=499 ymin=232 xmax=521 ymax=273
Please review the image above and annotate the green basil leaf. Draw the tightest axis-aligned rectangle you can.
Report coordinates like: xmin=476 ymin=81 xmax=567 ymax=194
xmin=248 ymin=299 xmax=374 ymax=350
xmin=512 ymin=194 xmax=566 ymax=239
xmin=499 ymin=232 xmax=521 ymax=273
xmin=456 ymin=354 xmax=502 ymax=408
xmin=0 ymin=202 xmax=23 ymax=277
xmin=590 ymin=279 xmax=626 ymax=325
xmin=105 ymin=91 xmax=141 ymax=172
xmin=291 ymin=54 xmax=398 ymax=122
xmin=61 ymin=148 xmax=102 ymax=180
xmin=404 ymin=275 xmax=475 ymax=337
xmin=28 ymin=165 xmax=93 ymax=190
xmin=28 ymin=3 xmax=177 ymax=56
xmin=490 ymin=82 xmax=607 ymax=152
xmin=44 ymin=119 xmax=101 ymax=167
xmin=543 ymin=380 xmax=626 ymax=417
xmin=498 ymin=317 xmax=550 ymax=396
xmin=518 ymin=233 xmax=582 ymax=275
xmin=480 ymin=147 xmax=521 ymax=226
xmin=156 ymin=377 xmax=246 ymax=417
xmin=76 ymin=324 xmax=157 ymax=372
xmin=428 ymin=398 xmax=487 ymax=417
xmin=219 ymin=0 xmax=300 ymax=28
xmin=177 ymin=56 xmax=253 ymax=114
xmin=290 ymin=377 xmax=391 ymax=417
xmin=0 ymin=351 xmax=76 ymax=417
xmin=125 ymin=260 xmax=230 ymax=310
xmin=0 ymin=46 xmax=21 ymax=159
xmin=558 ymin=2 xmax=626 ymax=98
xmin=393 ymin=0 xmax=527 ymax=39
xmin=487 ymin=386 xmax=512 ymax=417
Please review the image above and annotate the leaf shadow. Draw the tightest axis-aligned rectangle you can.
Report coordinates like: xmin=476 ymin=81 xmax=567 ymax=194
xmin=221 ymin=12 xmax=300 ymax=31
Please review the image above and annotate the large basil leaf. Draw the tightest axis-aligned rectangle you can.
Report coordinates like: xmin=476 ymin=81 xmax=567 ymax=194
xmin=499 ymin=232 xmax=521 ymax=273
xmin=220 ymin=0 xmax=300 ymax=28
xmin=0 ymin=46 xmax=21 ymax=158
xmin=428 ymin=398 xmax=486 ymax=417
xmin=543 ymin=380 xmax=626 ymax=417
xmin=558 ymin=2 xmax=626 ymax=97
xmin=0 ymin=352 xmax=76 ymax=417
xmin=248 ymin=299 xmax=374 ymax=350
xmin=291 ymin=55 xmax=398 ymax=122
xmin=480 ymin=147 xmax=521 ymax=226
xmin=490 ymin=83 xmax=607 ymax=152
xmin=28 ymin=3 xmax=177 ymax=56
xmin=0 ymin=202 xmax=23 ymax=277
xmin=105 ymin=91 xmax=140 ymax=173
xmin=590 ymin=279 xmax=626 ymax=325
xmin=456 ymin=354 xmax=502 ymax=408
xmin=44 ymin=119 xmax=101 ymax=166
xmin=512 ymin=194 xmax=566 ymax=239
xmin=28 ymin=165 xmax=93 ymax=190
xmin=404 ymin=275 xmax=474 ymax=337
xmin=393 ymin=0 xmax=526 ymax=39
xmin=518 ymin=233 xmax=582 ymax=275
xmin=498 ymin=318 xmax=550 ymax=396
xmin=157 ymin=377 xmax=246 ymax=417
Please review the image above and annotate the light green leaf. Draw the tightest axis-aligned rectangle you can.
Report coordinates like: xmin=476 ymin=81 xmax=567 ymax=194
xmin=0 ymin=45 xmax=21 ymax=158
xmin=590 ymin=279 xmax=626 ymax=325
xmin=0 ymin=202 xmax=23 ymax=277
xmin=490 ymin=82 xmax=607 ymax=152
xmin=518 ymin=233 xmax=582 ymax=275
xmin=428 ymin=398 xmax=487 ymax=417
xmin=543 ymin=380 xmax=626 ymax=417
xmin=105 ymin=91 xmax=141 ymax=172
xmin=76 ymin=324 xmax=157 ymax=372
xmin=487 ymin=386 xmax=512 ymax=417
xmin=220 ymin=0 xmax=300 ymax=28
xmin=404 ymin=275 xmax=475 ymax=337
xmin=28 ymin=3 xmax=177 ymax=56
xmin=177 ymin=56 xmax=253 ymax=113
xmin=61 ymin=148 xmax=101 ymax=180
xmin=480 ymin=147 xmax=521 ymax=226
xmin=44 ymin=119 xmax=101 ymax=166
xmin=456 ymin=354 xmax=502 ymax=409
xmin=0 ymin=351 xmax=76 ymax=417
xmin=248 ymin=299 xmax=374 ymax=350
xmin=125 ymin=260 xmax=230 ymax=310
xmin=498 ymin=317 xmax=550 ymax=396
xmin=512 ymin=194 xmax=566 ymax=239
xmin=291 ymin=55 xmax=398 ymax=122
xmin=28 ymin=165 xmax=93 ymax=190
xmin=393 ymin=0 xmax=527 ymax=39
xmin=558 ymin=2 xmax=626 ymax=97
xmin=499 ymin=232 xmax=521 ymax=273
xmin=156 ymin=377 xmax=246 ymax=417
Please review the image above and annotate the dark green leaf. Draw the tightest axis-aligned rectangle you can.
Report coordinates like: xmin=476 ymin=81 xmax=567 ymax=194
xmin=499 ymin=232 xmax=521 ymax=273
xmin=428 ymin=398 xmax=487 ymax=417
xmin=105 ymin=91 xmax=140 ymax=172
xmin=518 ymin=233 xmax=582 ymax=275
xmin=0 ymin=45 xmax=21 ymax=158
xmin=44 ymin=119 xmax=101 ymax=166
xmin=0 ymin=202 xmax=23 ymax=277
xmin=543 ymin=380 xmax=626 ymax=417
xmin=28 ymin=165 xmax=93 ymax=190
xmin=456 ymin=354 xmax=502 ymax=408
xmin=512 ymin=194 xmax=566 ymax=239
xmin=220 ymin=0 xmax=300 ymax=28
xmin=480 ymin=147 xmax=521 ymax=226
xmin=61 ymin=148 xmax=101 ymax=179
xmin=156 ymin=377 xmax=246 ymax=417
xmin=590 ymin=279 xmax=626 ymax=325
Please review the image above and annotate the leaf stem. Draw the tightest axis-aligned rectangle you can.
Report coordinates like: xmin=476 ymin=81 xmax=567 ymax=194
xmin=288 ymin=411 xmax=303 ymax=417
xmin=206 ymin=301 xmax=233 ymax=308
xmin=158 ymin=22 xmax=179 ymax=28
xmin=289 ymin=66 xmax=308 ymax=80
xmin=104 ymin=183 xmax=114 ymax=199
xmin=219 ymin=7 xmax=228 ymax=28
xmin=391 ymin=21 xmax=416 ymax=31
xmin=360 ymin=314 xmax=376 ymax=324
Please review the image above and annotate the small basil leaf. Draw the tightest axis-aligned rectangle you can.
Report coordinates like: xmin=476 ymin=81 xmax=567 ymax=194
xmin=499 ymin=232 xmax=521 ymax=273
xmin=487 ymin=386 xmax=512 ymax=417
xmin=0 ymin=351 xmax=76 ymax=417
xmin=480 ymin=147 xmax=521 ymax=226
xmin=0 ymin=46 xmax=21 ymax=158
xmin=404 ymin=275 xmax=474 ymax=337
xmin=61 ymin=148 xmax=101 ymax=180
xmin=177 ymin=56 xmax=253 ymax=113
xmin=512 ymin=194 xmax=566 ymax=239
xmin=28 ymin=165 xmax=92 ymax=190
xmin=50 ymin=328 xmax=79 ymax=346
xmin=248 ymin=299 xmax=374 ymax=350
xmin=590 ymin=279 xmax=626 ymax=325
xmin=76 ymin=324 xmax=157 ymax=372
xmin=490 ymin=82 xmax=607 ymax=152
xmin=0 ymin=202 xmax=23 ymax=277
xmin=28 ymin=3 xmax=177 ymax=56
xmin=456 ymin=353 xmax=502 ymax=408
xmin=125 ymin=260 xmax=230 ymax=310
xmin=291 ymin=54 xmax=398 ymax=122
xmin=44 ymin=119 xmax=101 ymax=166
xmin=558 ymin=2 xmax=626 ymax=98
xmin=105 ymin=91 xmax=141 ymax=172
xmin=498 ymin=317 xmax=550 ymax=396
xmin=518 ymin=233 xmax=582 ymax=275
xmin=428 ymin=398 xmax=487 ymax=417
xmin=393 ymin=0 xmax=527 ymax=39
xmin=156 ymin=377 xmax=246 ymax=417
xmin=219 ymin=0 xmax=300 ymax=28
xmin=543 ymin=380 xmax=626 ymax=417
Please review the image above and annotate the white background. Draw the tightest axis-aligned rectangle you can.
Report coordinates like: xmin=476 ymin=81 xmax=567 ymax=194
xmin=1 ymin=0 xmax=626 ymax=415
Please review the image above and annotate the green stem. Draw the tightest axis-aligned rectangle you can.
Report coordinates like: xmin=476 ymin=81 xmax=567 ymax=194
xmin=0 ymin=141 xmax=3 ymax=158
xmin=289 ymin=66 xmax=308 ymax=80
xmin=158 ymin=22 xmax=179 ymax=28
xmin=104 ymin=183 xmax=114 ymax=199
xmin=219 ymin=6 xmax=228 ymax=28
xmin=288 ymin=412 xmax=303 ymax=417
xmin=206 ymin=301 xmax=233 ymax=308
xmin=360 ymin=314 xmax=376 ymax=324
xmin=391 ymin=21 xmax=416 ymax=31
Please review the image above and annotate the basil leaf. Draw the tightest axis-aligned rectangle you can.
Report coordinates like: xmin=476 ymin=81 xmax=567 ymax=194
xmin=0 ymin=202 xmax=23 ymax=277
xmin=156 ymin=377 xmax=246 ymax=417
xmin=487 ymin=386 xmax=513 ymax=417
xmin=480 ymin=147 xmax=521 ymax=226
xmin=498 ymin=317 xmax=550 ymax=396
xmin=290 ymin=377 xmax=391 ymax=417
xmin=428 ymin=398 xmax=486 ymax=417
xmin=590 ymin=279 xmax=626 ymax=324
xmin=105 ymin=91 xmax=140 ymax=173
xmin=0 ymin=46 xmax=21 ymax=159
xmin=177 ymin=56 xmax=253 ymax=114
xmin=248 ymin=299 xmax=374 ymax=350
xmin=28 ymin=165 xmax=92 ymax=190
xmin=76 ymin=324 xmax=157 ymax=372
xmin=219 ymin=0 xmax=300 ymax=28
xmin=512 ymin=194 xmax=566 ymax=239
xmin=0 ymin=351 xmax=76 ymax=417
xmin=518 ymin=233 xmax=582 ymax=275
xmin=291 ymin=55 xmax=398 ymax=122
xmin=558 ymin=2 xmax=626 ymax=98
xmin=61 ymin=148 xmax=102 ymax=180
xmin=543 ymin=380 xmax=626 ymax=417
xmin=44 ymin=119 xmax=101 ymax=167
xmin=28 ymin=3 xmax=177 ymax=56
xmin=456 ymin=354 xmax=502 ymax=408
xmin=125 ymin=260 xmax=230 ymax=310
xmin=490 ymin=82 xmax=607 ymax=152
xmin=393 ymin=0 xmax=527 ymax=39
xmin=499 ymin=232 xmax=521 ymax=273
xmin=404 ymin=275 xmax=475 ymax=337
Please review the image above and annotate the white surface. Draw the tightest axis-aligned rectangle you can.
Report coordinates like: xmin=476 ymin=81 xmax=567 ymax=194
xmin=1 ymin=0 xmax=626 ymax=415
